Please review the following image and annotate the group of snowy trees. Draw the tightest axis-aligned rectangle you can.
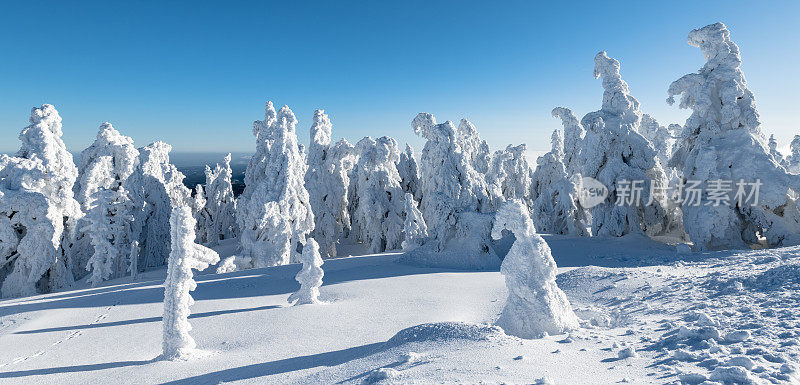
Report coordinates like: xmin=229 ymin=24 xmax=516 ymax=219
xmin=2 ymin=22 xmax=798 ymax=298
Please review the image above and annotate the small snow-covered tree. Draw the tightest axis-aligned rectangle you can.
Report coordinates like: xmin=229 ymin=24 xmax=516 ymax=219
xmin=788 ymin=135 xmax=800 ymax=173
xmin=397 ymin=144 xmax=421 ymax=201
xmin=458 ymin=119 xmax=491 ymax=175
xmin=82 ymin=179 xmax=135 ymax=286
xmin=667 ymin=22 xmax=800 ymax=249
xmin=0 ymin=105 xmax=82 ymax=297
xmin=581 ymin=51 xmax=674 ymax=237
xmin=767 ymin=134 xmax=787 ymax=168
xmin=402 ymin=193 xmax=428 ymax=250
xmin=531 ymin=129 xmax=590 ymax=236
xmin=287 ymin=238 xmax=324 ymax=305
xmin=491 ymin=200 xmax=579 ymax=338
xmin=237 ymin=102 xmax=314 ymax=267
xmin=353 ymin=136 xmax=405 ymax=253
xmin=162 ymin=205 xmax=219 ymax=360
xmin=487 ymin=144 xmax=533 ymax=207
xmin=551 ymin=107 xmax=584 ymax=177
xmin=639 ymin=114 xmax=674 ymax=167
xmin=125 ymin=141 xmax=190 ymax=271
xmin=197 ymin=154 xmax=237 ymax=245
xmin=190 ymin=184 xmax=207 ymax=242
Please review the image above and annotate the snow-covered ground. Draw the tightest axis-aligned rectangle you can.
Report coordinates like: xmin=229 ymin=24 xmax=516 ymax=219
xmin=1 ymin=237 xmax=799 ymax=384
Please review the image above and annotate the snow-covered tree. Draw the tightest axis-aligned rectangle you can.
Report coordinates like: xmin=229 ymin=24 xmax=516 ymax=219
xmin=639 ymin=114 xmax=674 ymax=167
xmin=458 ymin=119 xmax=491 ymax=175
xmin=352 ymin=136 xmax=405 ymax=253
xmin=788 ymin=135 xmax=800 ymax=174
xmin=0 ymin=105 xmax=82 ymax=297
xmin=125 ymin=141 xmax=190 ymax=271
xmin=492 ymin=200 xmax=579 ymax=338
xmin=287 ymin=238 xmax=324 ymax=305
xmin=197 ymin=154 xmax=237 ymax=245
xmin=767 ymin=134 xmax=787 ymax=168
xmin=237 ymin=102 xmax=314 ymax=267
xmin=402 ymin=193 xmax=428 ymax=250
xmin=82 ymin=181 xmax=135 ymax=287
xmin=396 ymin=144 xmax=421 ymax=201
xmin=531 ymin=129 xmax=590 ymax=236
xmin=407 ymin=113 xmax=499 ymax=269
xmin=162 ymin=205 xmax=219 ymax=360
xmin=667 ymin=22 xmax=800 ymax=249
xmin=551 ymin=107 xmax=584 ymax=177
xmin=488 ymin=144 xmax=533 ymax=207
xmin=581 ymin=51 xmax=673 ymax=237
xmin=190 ymin=184 xmax=207 ymax=242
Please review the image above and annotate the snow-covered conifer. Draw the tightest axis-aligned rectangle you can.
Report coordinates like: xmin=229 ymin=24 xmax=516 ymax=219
xmin=191 ymin=184 xmax=207 ymax=242
xmin=551 ymin=107 xmax=584 ymax=176
xmin=237 ymin=102 xmax=314 ymax=267
xmin=458 ymin=119 xmax=491 ymax=175
xmin=492 ymin=200 xmax=579 ymax=338
xmin=287 ymin=238 xmax=324 ymax=305
xmin=402 ymin=193 xmax=428 ymax=250
xmin=353 ymin=136 xmax=405 ymax=253
xmin=639 ymin=114 xmax=674 ymax=167
xmin=397 ymin=144 xmax=421 ymax=201
xmin=125 ymin=142 xmax=190 ymax=271
xmin=581 ymin=52 xmax=674 ymax=237
xmin=531 ymin=130 xmax=590 ymax=236
xmin=667 ymin=22 xmax=800 ymax=249
xmin=788 ymin=135 xmax=800 ymax=173
xmin=487 ymin=144 xmax=533 ymax=207
xmin=198 ymin=154 xmax=237 ymax=245
xmin=767 ymin=134 xmax=787 ymax=167
xmin=162 ymin=205 xmax=219 ymax=360
xmin=74 ymin=123 xmax=138 ymax=210
xmin=0 ymin=105 xmax=82 ymax=297
xmin=82 ymin=182 xmax=134 ymax=287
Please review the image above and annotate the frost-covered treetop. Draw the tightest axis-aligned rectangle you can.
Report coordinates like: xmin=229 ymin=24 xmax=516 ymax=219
xmin=551 ymin=107 xmax=583 ymax=175
xmin=492 ymin=199 xmax=536 ymax=240
xmin=457 ymin=119 xmax=491 ymax=174
xmin=589 ymin=51 xmax=641 ymax=129
xmin=75 ymin=122 xmax=138 ymax=208
xmin=310 ymin=110 xmax=332 ymax=150
xmin=667 ymin=22 xmax=760 ymax=136
xmin=412 ymin=113 xmax=456 ymax=144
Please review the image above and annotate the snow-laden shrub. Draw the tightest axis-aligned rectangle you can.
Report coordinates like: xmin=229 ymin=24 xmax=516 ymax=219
xmin=162 ymin=205 xmax=219 ymax=360
xmin=353 ymin=136 xmax=405 ymax=253
xmin=402 ymin=193 xmax=428 ymax=250
xmin=287 ymin=238 xmax=324 ymax=305
xmin=197 ymin=154 xmax=237 ymax=245
xmin=305 ymin=111 xmax=357 ymax=258
xmin=397 ymin=144 xmax=421 ymax=202
xmin=0 ymin=105 xmax=82 ymax=297
xmin=457 ymin=119 xmax=491 ymax=175
xmin=668 ymin=22 xmax=800 ymax=249
xmin=487 ymin=144 xmax=533 ymax=207
xmin=237 ymin=102 xmax=314 ymax=267
xmin=492 ymin=200 xmax=579 ymax=338
xmin=581 ymin=52 xmax=676 ymax=237
xmin=125 ymin=141 xmax=190 ymax=271
xmin=551 ymin=107 xmax=584 ymax=177
xmin=531 ymin=129 xmax=590 ymax=236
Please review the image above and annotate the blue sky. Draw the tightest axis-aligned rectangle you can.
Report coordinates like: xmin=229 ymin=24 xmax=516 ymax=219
xmin=1 ymin=1 xmax=798 ymax=157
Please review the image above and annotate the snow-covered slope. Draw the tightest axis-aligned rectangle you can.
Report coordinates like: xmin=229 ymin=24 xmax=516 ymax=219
xmin=1 ymin=238 xmax=799 ymax=384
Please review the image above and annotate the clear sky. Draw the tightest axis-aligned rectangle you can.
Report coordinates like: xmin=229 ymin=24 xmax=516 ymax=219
xmin=1 ymin=1 xmax=798 ymax=157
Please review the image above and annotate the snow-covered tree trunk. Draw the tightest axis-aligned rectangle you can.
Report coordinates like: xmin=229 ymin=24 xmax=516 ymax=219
xmin=492 ymin=200 xmax=579 ymax=338
xmin=0 ymin=105 xmax=82 ymax=297
xmin=287 ymin=238 xmax=324 ymax=305
xmin=667 ymin=22 xmax=800 ymax=250
xmin=162 ymin=206 xmax=219 ymax=360
xmin=402 ymin=193 xmax=428 ymax=250
xmin=237 ymin=102 xmax=314 ymax=267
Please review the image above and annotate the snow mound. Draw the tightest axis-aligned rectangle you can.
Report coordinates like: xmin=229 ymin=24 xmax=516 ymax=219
xmin=750 ymin=263 xmax=800 ymax=292
xmin=384 ymin=322 xmax=506 ymax=349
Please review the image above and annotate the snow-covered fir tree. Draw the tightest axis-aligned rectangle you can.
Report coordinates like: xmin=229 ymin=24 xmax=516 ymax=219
xmin=396 ymin=144 xmax=421 ymax=201
xmin=531 ymin=129 xmax=590 ymax=236
xmin=0 ymin=105 xmax=82 ymax=297
xmin=788 ymin=135 xmax=800 ymax=173
xmin=667 ymin=22 xmax=800 ymax=249
xmin=581 ymin=51 xmax=674 ymax=237
xmin=82 ymin=185 xmax=134 ymax=287
xmin=162 ymin=205 xmax=219 ymax=360
xmin=237 ymin=102 xmax=314 ymax=267
xmin=190 ymin=184 xmax=207 ymax=242
xmin=768 ymin=134 xmax=787 ymax=168
xmin=487 ymin=144 xmax=533 ymax=208
xmin=287 ymin=238 xmax=324 ymax=305
xmin=639 ymin=114 xmax=674 ymax=168
xmin=402 ymin=193 xmax=428 ymax=250
xmin=125 ymin=141 xmax=190 ymax=272
xmin=551 ymin=107 xmax=585 ymax=177
xmin=492 ymin=200 xmax=579 ymax=338
xmin=197 ymin=154 xmax=237 ymax=245
xmin=458 ymin=119 xmax=491 ymax=175
xmin=352 ymin=136 xmax=405 ymax=253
